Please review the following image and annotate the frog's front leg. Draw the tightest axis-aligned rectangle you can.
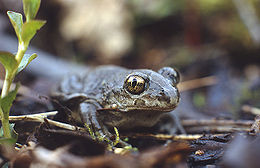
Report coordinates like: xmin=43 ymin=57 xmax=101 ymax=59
xmin=79 ymin=101 xmax=130 ymax=147
xmin=79 ymin=101 xmax=111 ymax=138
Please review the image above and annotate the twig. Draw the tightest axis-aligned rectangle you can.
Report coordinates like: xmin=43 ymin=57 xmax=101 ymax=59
xmin=179 ymin=76 xmax=217 ymax=92
xmin=242 ymin=105 xmax=260 ymax=116
xmin=9 ymin=111 xmax=58 ymax=119
xmin=184 ymin=126 xmax=251 ymax=133
xmin=143 ymin=134 xmax=203 ymax=141
xmin=7 ymin=111 xmax=86 ymax=131
xmin=182 ymin=119 xmax=253 ymax=127
xmin=181 ymin=119 xmax=253 ymax=134
xmin=126 ymin=133 xmax=226 ymax=141
xmin=44 ymin=119 xmax=85 ymax=131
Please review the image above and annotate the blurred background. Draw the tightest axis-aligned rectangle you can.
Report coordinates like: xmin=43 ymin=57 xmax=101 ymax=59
xmin=0 ymin=0 xmax=260 ymax=120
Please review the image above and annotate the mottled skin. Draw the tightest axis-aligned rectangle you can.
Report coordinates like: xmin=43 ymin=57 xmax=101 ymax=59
xmin=52 ymin=65 xmax=180 ymax=137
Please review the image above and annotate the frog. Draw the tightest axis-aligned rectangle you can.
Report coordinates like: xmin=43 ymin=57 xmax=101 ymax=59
xmin=51 ymin=65 xmax=180 ymax=142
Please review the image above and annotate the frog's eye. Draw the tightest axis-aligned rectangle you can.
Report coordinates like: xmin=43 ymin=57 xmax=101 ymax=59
xmin=158 ymin=67 xmax=180 ymax=86
xmin=124 ymin=75 xmax=146 ymax=95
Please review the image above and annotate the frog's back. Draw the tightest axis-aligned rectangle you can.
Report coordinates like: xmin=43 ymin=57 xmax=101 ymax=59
xmin=53 ymin=65 xmax=128 ymax=100
xmin=82 ymin=65 xmax=128 ymax=95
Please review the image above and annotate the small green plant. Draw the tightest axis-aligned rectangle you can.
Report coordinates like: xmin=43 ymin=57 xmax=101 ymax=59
xmin=0 ymin=0 xmax=45 ymax=142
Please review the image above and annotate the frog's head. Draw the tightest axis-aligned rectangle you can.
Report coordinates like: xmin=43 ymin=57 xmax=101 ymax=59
xmin=104 ymin=67 xmax=180 ymax=113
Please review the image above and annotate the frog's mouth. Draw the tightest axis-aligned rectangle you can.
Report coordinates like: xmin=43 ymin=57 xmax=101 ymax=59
xmin=125 ymin=106 xmax=177 ymax=112
xmin=98 ymin=106 xmax=176 ymax=113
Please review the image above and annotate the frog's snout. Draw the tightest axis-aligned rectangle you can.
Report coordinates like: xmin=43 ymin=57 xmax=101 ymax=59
xmin=159 ymin=87 xmax=180 ymax=108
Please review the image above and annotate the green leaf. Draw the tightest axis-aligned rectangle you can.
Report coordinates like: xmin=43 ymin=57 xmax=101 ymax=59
xmin=23 ymin=0 xmax=41 ymax=21
xmin=0 ymin=83 xmax=20 ymax=114
xmin=16 ymin=53 xmax=37 ymax=74
xmin=0 ymin=124 xmax=18 ymax=145
xmin=0 ymin=124 xmax=18 ymax=139
xmin=21 ymin=20 xmax=46 ymax=45
xmin=0 ymin=51 xmax=17 ymax=73
xmin=0 ymin=137 xmax=17 ymax=145
xmin=7 ymin=11 xmax=23 ymax=43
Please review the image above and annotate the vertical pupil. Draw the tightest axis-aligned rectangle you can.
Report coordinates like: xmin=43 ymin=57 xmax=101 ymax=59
xmin=131 ymin=78 xmax=137 ymax=88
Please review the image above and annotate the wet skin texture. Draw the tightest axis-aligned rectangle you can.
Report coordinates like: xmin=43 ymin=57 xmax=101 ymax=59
xmin=52 ymin=65 xmax=180 ymax=137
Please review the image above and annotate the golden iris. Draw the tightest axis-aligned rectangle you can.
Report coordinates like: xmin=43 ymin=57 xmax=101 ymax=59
xmin=125 ymin=75 xmax=146 ymax=94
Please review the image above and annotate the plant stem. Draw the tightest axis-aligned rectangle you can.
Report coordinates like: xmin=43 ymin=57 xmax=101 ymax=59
xmin=0 ymin=73 xmax=12 ymax=98
xmin=0 ymin=107 xmax=11 ymax=138
xmin=0 ymin=42 xmax=27 ymax=139
xmin=0 ymin=74 xmax=13 ymax=139
xmin=0 ymin=72 xmax=14 ymax=138
xmin=2 ymin=114 xmax=11 ymax=138
xmin=16 ymin=42 xmax=27 ymax=65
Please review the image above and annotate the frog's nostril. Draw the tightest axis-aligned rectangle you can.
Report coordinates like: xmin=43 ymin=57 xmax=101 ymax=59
xmin=134 ymin=99 xmax=146 ymax=106
xmin=158 ymin=95 xmax=171 ymax=104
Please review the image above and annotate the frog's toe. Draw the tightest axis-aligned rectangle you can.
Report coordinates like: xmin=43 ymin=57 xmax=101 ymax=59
xmin=88 ymin=121 xmax=130 ymax=147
